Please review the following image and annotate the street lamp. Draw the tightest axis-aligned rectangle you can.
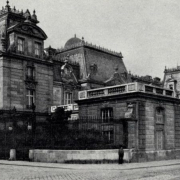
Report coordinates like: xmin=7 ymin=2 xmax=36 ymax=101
xmin=8 ymin=106 xmax=17 ymax=161
xmin=29 ymin=103 xmax=36 ymax=161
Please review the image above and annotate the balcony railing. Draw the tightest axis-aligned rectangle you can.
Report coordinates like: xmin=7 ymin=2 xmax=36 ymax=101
xmin=78 ymin=82 xmax=175 ymax=100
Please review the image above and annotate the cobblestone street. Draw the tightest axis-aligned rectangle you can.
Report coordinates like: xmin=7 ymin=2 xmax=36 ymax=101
xmin=1 ymin=160 xmax=180 ymax=180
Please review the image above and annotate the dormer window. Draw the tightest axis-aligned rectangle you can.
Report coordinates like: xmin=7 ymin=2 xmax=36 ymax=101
xmin=35 ymin=42 xmax=41 ymax=57
xmin=17 ymin=38 xmax=24 ymax=53
xmin=64 ymin=92 xmax=73 ymax=105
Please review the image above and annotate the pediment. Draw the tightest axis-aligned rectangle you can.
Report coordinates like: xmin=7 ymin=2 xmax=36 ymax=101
xmin=7 ymin=22 xmax=47 ymax=40
xmin=104 ymin=72 xmax=126 ymax=86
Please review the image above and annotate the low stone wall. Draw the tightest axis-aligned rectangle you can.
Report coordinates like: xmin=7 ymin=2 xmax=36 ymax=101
xmin=29 ymin=149 xmax=133 ymax=164
xmin=131 ymin=149 xmax=180 ymax=162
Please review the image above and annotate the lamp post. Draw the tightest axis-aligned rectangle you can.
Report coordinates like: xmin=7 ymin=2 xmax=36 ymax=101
xmin=9 ymin=106 xmax=16 ymax=161
xmin=29 ymin=103 xmax=36 ymax=161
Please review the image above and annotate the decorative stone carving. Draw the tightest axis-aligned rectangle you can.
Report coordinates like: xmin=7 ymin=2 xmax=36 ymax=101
xmin=90 ymin=63 xmax=97 ymax=74
xmin=124 ymin=103 xmax=136 ymax=119
xmin=104 ymin=67 xmax=126 ymax=85
xmin=61 ymin=55 xmax=78 ymax=85
xmin=25 ymin=81 xmax=37 ymax=89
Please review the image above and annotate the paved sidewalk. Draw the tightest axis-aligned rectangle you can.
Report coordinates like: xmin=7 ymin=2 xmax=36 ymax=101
xmin=1 ymin=159 xmax=180 ymax=180
xmin=0 ymin=159 xmax=180 ymax=170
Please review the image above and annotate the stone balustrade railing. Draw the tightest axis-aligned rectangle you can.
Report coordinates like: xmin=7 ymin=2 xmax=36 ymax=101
xmin=78 ymin=82 xmax=175 ymax=100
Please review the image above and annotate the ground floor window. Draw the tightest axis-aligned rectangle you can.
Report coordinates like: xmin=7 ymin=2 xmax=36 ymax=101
xmin=101 ymin=108 xmax=113 ymax=123
xmin=26 ymin=89 xmax=35 ymax=109
xmin=102 ymin=130 xmax=114 ymax=142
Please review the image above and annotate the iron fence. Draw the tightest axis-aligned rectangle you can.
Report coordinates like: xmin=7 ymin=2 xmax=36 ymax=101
xmin=0 ymin=114 xmax=128 ymax=160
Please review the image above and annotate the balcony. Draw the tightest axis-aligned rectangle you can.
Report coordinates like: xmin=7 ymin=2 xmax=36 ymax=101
xmin=26 ymin=75 xmax=35 ymax=81
xmin=78 ymin=82 xmax=175 ymax=100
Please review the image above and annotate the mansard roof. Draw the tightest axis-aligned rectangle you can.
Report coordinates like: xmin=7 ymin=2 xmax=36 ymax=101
xmin=57 ymin=36 xmax=123 ymax=58
xmin=7 ymin=22 xmax=47 ymax=40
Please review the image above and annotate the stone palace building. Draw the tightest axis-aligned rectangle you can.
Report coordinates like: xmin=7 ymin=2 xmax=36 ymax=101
xmin=1 ymin=1 xmax=180 ymax=162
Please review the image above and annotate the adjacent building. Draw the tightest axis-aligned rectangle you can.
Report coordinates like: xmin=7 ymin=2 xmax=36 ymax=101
xmin=77 ymin=82 xmax=180 ymax=162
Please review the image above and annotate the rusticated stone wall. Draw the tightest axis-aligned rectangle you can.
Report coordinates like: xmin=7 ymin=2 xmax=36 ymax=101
xmin=77 ymin=92 xmax=180 ymax=162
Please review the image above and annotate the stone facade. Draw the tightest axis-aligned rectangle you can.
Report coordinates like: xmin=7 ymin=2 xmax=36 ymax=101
xmin=0 ymin=1 xmax=129 ymax=120
xmin=0 ymin=2 xmax=53 ymax=117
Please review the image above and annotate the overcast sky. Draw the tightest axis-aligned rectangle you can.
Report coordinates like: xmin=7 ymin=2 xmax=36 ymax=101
xmin=2 ymin=0 xmax=180 ymax=79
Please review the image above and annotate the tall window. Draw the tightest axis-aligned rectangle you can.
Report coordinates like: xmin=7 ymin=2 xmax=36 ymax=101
xmin=156 ymin=131 xmax=163 ymax=150
xmin=156 ymin=107 xmax=164 ymax=150
xmin=26 ymin=90 xmax=35 ymax=109
xmin=101 ymin=108 xmax=113 ymax=123
xmin=64 ymin=92 xmax=72 ymax=105
xmin=35 ymin=42 xmax=41 ymax=57
xmin=27 ymin=67 xmax=34 ymax=80
xmin=17 ymin=38 xmax=24 ymax=53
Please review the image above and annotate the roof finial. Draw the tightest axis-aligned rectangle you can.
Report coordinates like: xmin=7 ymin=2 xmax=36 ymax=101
xmin=33 ymin=9 xmax=36 ymax=14
xmin=6 ymin=0 xmax=9 ymax=6
xmin=5 ymin=0 xmax=10 ymax=11
xmin=74 ymin=34 xmax=76 ymax=38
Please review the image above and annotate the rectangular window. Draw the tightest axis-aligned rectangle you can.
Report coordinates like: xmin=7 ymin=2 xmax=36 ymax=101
xmin=101 ymin=108 xmax=113 ymax=123
xmin=64 ymin=92 xmax=72 ymax=105
xmin=156 ymin=130 xmax=163 ymax=150
xmin=35 ymin=42 xmax=41 ymax=57
xmin=17 ymin=38 xmax=24 ymax=53
xmin=27 ymin=67 xmax=34 ymax=80
xmin=26 ymin=90 xmax=35 ymax=109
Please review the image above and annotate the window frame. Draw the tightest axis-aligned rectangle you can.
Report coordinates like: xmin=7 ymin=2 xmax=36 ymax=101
xmin=34 ymin=42 xmax=41 ymax=57
xmin=26 ymin=89 xmax=35 ymax=109
xmin=17 ymin=37 xmax=25 ymax=53
xmin=101 ymin=107 xmax=113 ymax=123
xmin=64 ymin=92 xmax=73 ymax=105
xmin=155 ymin=106 xmax=165 ymax=150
